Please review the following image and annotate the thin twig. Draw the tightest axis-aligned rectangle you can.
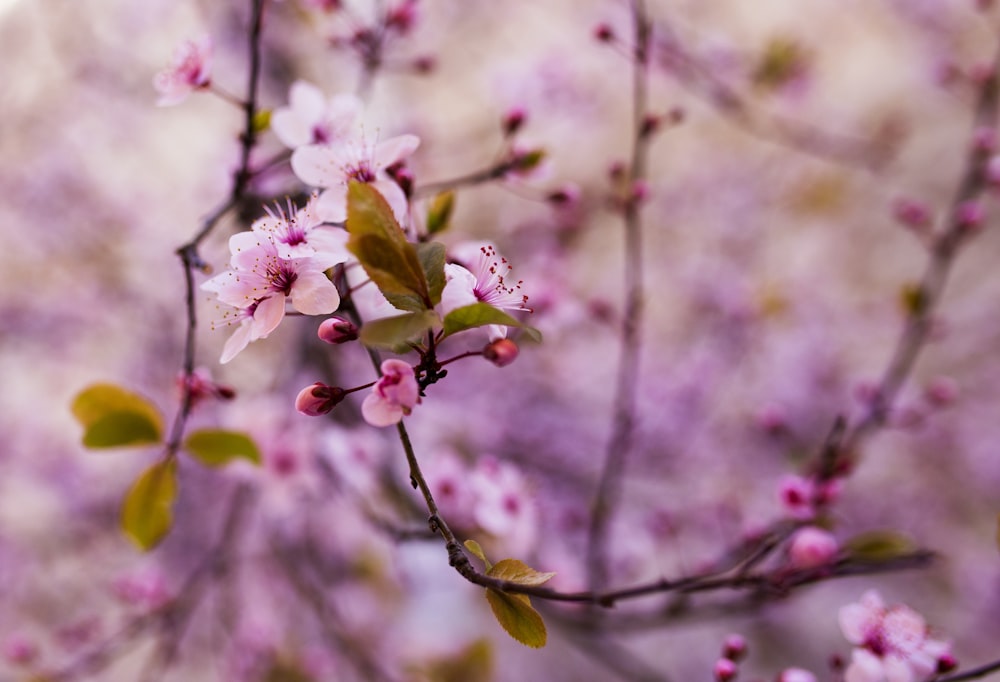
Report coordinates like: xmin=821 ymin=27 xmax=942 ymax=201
xmin=586 ymin=0 xmax=652 ymax=592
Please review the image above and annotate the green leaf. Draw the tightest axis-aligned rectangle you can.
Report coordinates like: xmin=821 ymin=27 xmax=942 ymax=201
xmin=442 ymin=303 xmax=520 ymax=336
xmin=346 ymin=182 xmax=431 ymax=312
xmin=486 ymin=558 xmax=557 ymax=587
xmin=425 ymin=191 xmax=455 ymax=235
xmin=844 ymin=529 xmax=916 ymax=562
xmin=442 ymin=302 xmax=541 ymax=343
xmin=121 ymin=458 xmax=178 ymax=551
xmin=484 ymin=588 xmax=547 ymax=648
xmin=183 ymin=428 xmax=261 ymax=467
xmin=82 ymin=411 xmax=163 ymax=449
xmin=359 ymin=310 xmax=440 ymax=350
xmin=253 ymin=108 xmax=272 ymax=134
xmin=417 ymin=241 xmax=447 ymax=307
xmin=464 ymin=539 xmax=492 ymax=572
xmin=72 ymin=383 xmax=164 ymax=448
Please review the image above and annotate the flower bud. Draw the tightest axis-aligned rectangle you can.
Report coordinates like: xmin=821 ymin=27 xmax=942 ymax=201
xmin=295 ymin=383 xmax=345 ymax=417
xmin=484 ymin=338 xmax=519 ymax=367
xmin=937 ymin=653 xmax=958 ymax=674
xmin=956 ymin=200 xmax=984 ymax=232
xmin=777 ymin=668 xmax=818 ymax=682
xmin=502 ymin=106 xmax=527 ymax=136
xmin=787 ymin=526 xmax=838 ymax=569
xmin=318 ymin=316 xmax=359 ymax=344
xmin=594 ymin=23 xmax=615 ymax=42
xmin=721 ymin=633 xmax=747 ymax=661
xmin=713 ymin=657 xmax=738 ymax=682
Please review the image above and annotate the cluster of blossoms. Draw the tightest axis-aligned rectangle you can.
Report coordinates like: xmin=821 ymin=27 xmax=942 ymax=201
xmin=195 ymin=79 xmax=532 ymax=427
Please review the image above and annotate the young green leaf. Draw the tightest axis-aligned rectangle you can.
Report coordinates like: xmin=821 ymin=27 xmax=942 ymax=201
xmin=425 ymin=191 xmax=455 ymax=235
xmin=183 ymin=428 xmax=261 ymax=467
xmin=464 ymin=539 xmax=492 ymax=572
xmin=416 ymin=241 xmax=447 ymax=307
xmin=442 ymin=303 xmax=521 ymax=337
xmin=71 ymin=383 xmax=164 ymax=448
xmin=359 ymin=310 xmax=439 ymax=350
xmin=486 ymin=558 xmax=557 ymax=587
xmin=346 ymin=182 xmax=431 ymax=311
xmin=121 ymin=458 xmax=178 ymax=551
xmin=484 ymin=588 xmax=547 ymax=648
xmin=844 ymin=529 xmax=916 ymax=562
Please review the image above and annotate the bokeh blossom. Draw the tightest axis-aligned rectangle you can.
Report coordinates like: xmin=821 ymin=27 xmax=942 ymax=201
xmin=271 ymin=81 xmax=362 ymax=149
xmin=153 ymin=35 xmax=212 ymax=106
xmin=291 ymin=127 xmax=420 ymax=223
xmin=839 ymin=590 xmax=952 ymax=682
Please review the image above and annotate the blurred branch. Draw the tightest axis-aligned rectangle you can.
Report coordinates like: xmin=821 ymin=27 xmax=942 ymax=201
xmin=840 ymin=39 xmax=1000 ymax=455
xmin=586 ymin=0 xmax=652 ymax=593
xmin=935 ymin=657 xmax=1000 ymax=681
xmin=653 ymin=18 xmax=892 ymax=169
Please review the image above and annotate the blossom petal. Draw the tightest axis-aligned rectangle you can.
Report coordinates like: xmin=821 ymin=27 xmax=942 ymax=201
xmin=291 ymin=145 xmax=339 ymax=188
xmin=219 ymin=320 xmax=253 ymax=364
xmin=252 ymin=295 xmax=286 ymax=338
xmin=361 ymin=392 xmax=404 ymax=427
xmin=289 ymin=270 xmax=340 ymax=315
xmin=845 ymin=649 xmax=886 ymax=682
xmin=315 ymin=187 xmax=348 ymax=223
xmin=374 ymin=134 xmax=420 ymax=168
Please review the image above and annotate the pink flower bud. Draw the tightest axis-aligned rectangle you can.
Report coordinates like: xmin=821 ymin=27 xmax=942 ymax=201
xmin=721 ymin=633 xmax=747 ymax=661
xmin=713 ymin=657 xmax=738 ymax=682
xmin=547 ymin=182 xmax=581 ymax=207
xmin=411 ymin=55 xmax=437 ymax=74
xmin=318 ymin=316 xmax=359 ymax=344
xmin=640 ymin=113 xmax=662 ymax=138
xmin=924 ymin=376 xmax=959 ymax=406
xmin=295 ymin=383 xmax=345 ymax=417
xmin=502 ymin=106 xmax=527 ymax=136
xmin=777 ymin=668 xmax=818 ymax=682
xmin=956 ymin=200 xmax=984 ymax=231
xmin=987 ymin=155 xmax=1000 ymax=187
xmin=787 ymin=526 xmax=838 ymax=569
xmin=484 ymin=338 xmax=519 ymax=367
xmin=892 ymin=197 xmax=931 ymax=230
xmin=937 ymin=653 xmax=958 ymax=674
xmin=594 ymin=23 xmax=615 ymax=42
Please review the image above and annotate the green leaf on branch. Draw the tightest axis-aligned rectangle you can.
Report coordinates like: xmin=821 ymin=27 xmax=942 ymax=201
xmin=486 ymin=558 xmax=557 ymax=586
xmin=346 ymin=182 xmax=431 ymax=312
xmin=121 ymin=458 xmax=178 ymax=551
xmin=484 ymin=589 xmax=547 ymax=649
xmin=425 ymin=191 xmax=455 ymax=236
xmin=359 ymin=310 xmax=440 ymax=350
xmin=464 ymin=539 xmax=492 ymax=572
xmin=442 ymin=303 xmax=541 ymax=343
xmin=252 ymin=108 xmax=272 ymax=134
xmin=71 ymin=383 xmax=164 ymax=449
xmin=844 ymin=529 xmax=916 ymax=562
xmin=183 ymin=428 xmax=261 ymax=467
xmin=417 ymin=241 xmax=447 ymax=307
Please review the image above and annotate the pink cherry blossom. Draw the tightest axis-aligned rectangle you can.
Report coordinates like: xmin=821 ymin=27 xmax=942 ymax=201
xmin=440 ymin=243 xmax=531 ymax=340
xmin=153 ymin=35 xmax=212 ymax=106
xmin=202 ymin=226 xmax=344 ymax=363
xmin=361 ymin=359 xmax=420 ymax=427
xmin=251 ymin=194 xmax=350 ymax=261
xmin=271 ymin=81 xmax=362 ymax=149
xmin=778 ymin=669 xmax=818 ymax=682
xmin=839 ymin=590 xmax=952 ymax=682
xmin=470 ymin=456 xmax=537 ymax=553
xmin=290 ymin=129 xmax=420 ymax=223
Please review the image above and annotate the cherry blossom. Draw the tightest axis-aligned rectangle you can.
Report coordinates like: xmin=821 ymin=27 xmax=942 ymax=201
xmin=470 ymin=456 xmax=537 ymax=554
xmin=271 ymin=81 xmax=362 ymax=149
xmin=786 ymin=526 xmax=838 ymax=569
xmin=361 ymin=359 xmax=420 ymax=427
xmin=440 ymin=243 xmax=531 ymax=339
xmin=290 ymin=128 xmax=420 ymax=223
xmin=153 ymin=35 xmax=212 ymax=106
xmin=839 ymin=590 xmax=952 ymax=682
xmin=202 ymin=227 xmax=344 ymax=363
xmin=250 ymin=194 xmax=350 ymax=261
